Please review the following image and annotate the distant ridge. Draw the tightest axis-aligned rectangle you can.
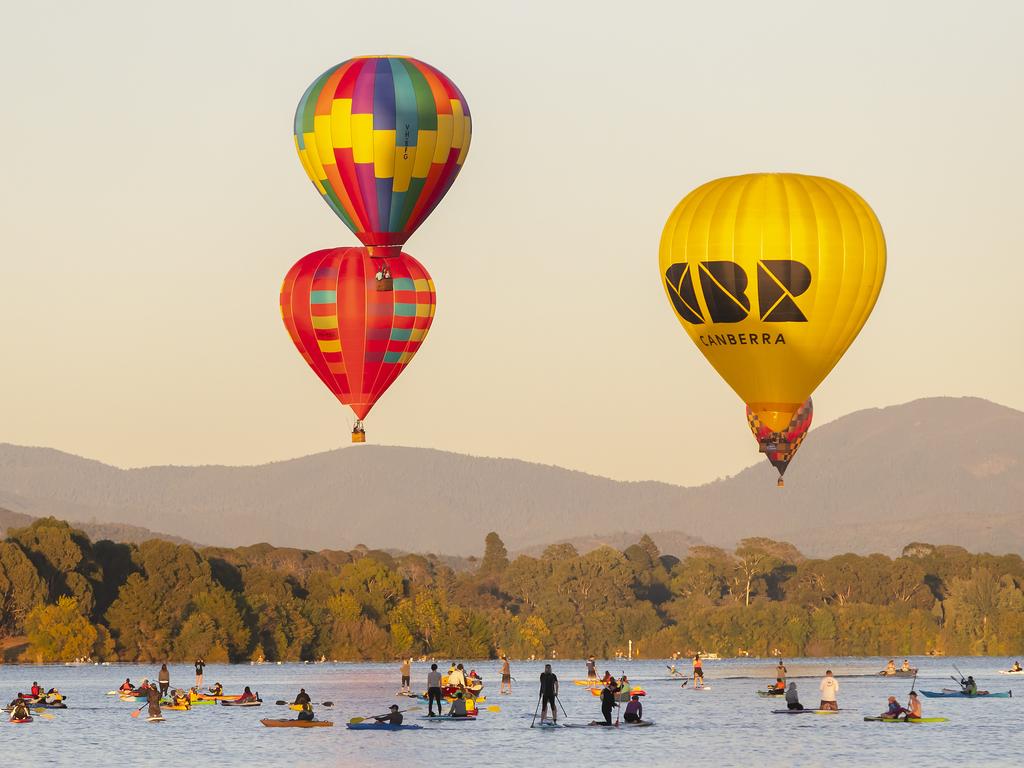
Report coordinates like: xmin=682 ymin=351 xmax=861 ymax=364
xmin=1 ymin=397 xmax=1021 ymax=557
xmin=0 ymin=506 xmax=194 ymax=546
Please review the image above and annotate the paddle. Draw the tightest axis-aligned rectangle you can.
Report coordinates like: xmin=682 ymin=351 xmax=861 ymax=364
xmin=274 ymin=700 xmax=334 ymax=707
xmin=130 ymin=703 xmax=148 ymax=719
xmin=348 ymin=705 xmax=420 ymax=724
xmin=31 ymin=709 xmax=56 ymax=721
xmin=529 ymin=693 xmax=542 ymax=728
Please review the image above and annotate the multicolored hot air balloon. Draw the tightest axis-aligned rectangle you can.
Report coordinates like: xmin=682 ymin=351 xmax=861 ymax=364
xmin=294 ymin=56 xmax=472 ymax=257
xmin=280 ymin=247 xmax=436 ymax=441
xmin=747 ymin=398 xmax=813 ymax=487
xmin=659 ymin=173 xmax=886 ymax=440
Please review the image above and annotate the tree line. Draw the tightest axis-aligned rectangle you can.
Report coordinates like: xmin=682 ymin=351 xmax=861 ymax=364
xmin=1 ymin=518 xmax=1022 ymax=663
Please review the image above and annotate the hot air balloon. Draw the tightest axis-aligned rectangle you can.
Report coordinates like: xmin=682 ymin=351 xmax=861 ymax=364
xmin=747 ymin=398 xmax=813 ymax=487
xmin=280 ymin=247 xmax=436 ymax=442
xmin=659 ymin=173 xmax=885 ymax=438
xmin=293 ymin=56 xmax=472 ymax=258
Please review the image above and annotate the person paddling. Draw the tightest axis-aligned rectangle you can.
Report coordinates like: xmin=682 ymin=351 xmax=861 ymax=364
xmin=400 ymin=658 xmax=411 ymax=693
xmin=597 ymin=680 xmax=617 ymax=725
xmin=539 ymin=663 xmax=559 ymax=723
xmin=194 ymin=657 xmax=205 ymax=689
xmin=119 ymin=678 xmax=133 ymax=693
xmin=296 ymin=702 xmax=315 ymax=722
xmin=819 ymin=670 xmax=839 ymax=711
xmin=776 ymin=659 xmax=787 ymax=683
xmin=962 ymin=676 xmax=978 ymax=695
xmin=586 ymin=656 xmax=597 ymax=680
xmin=1012 ymin=661 xmax=1023 ymax=673
xmin=375 ymin=704 xmax=403 ymax=724
xmin=9 ymin=697 xmax=31 ymax=722
xmin=146 ymin=685 xmax=162 ymax=719
xmin=158 ymin=664 xmax=170 ymax=698
xmin=906 ymin=691 xmax=922 ymax=719
xmin=426 ymin=664 xmax=443 ymax=717
xmin=623 ymin=694 xmax=643 ymax=723
xmin=693 ymin=654 xmax=704 ymax=689
xmin=293 ymin=688 xmax=311 ymax=706
xmin=785 ymin=682 xmax=802 ymax=710
xmin=236 ymin=686 xmax=259 ymax=703
xmin=500 ymin=655 xmax=512 ymax=695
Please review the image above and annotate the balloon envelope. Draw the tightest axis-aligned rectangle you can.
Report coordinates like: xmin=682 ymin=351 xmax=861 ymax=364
xmin=747 ymin=398 xmax=813 ymax=479
xmin=294 ymin=56 xmax=471 ymax=256
xmin=280 ymin=247 xmax=435 ymax=424
xmin=659 ymin=173 xmax=885 ymax=431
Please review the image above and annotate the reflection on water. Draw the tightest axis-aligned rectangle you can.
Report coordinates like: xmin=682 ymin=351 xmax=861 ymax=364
xmin=1 ymin=657 xmax=1018 ymax=767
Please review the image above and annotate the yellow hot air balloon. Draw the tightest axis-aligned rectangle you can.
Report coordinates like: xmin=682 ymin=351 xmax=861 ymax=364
xmin=659 ymin=173 xmax=885 ymax=432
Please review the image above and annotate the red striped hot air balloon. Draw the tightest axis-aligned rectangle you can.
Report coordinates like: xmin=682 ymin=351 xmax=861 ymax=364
xmin=280 ymin=247 xmax=436 ymax=442
xmin=746 ymin=399 xmax=813 ymax=487
xmin=293 ymin=56 xmax=471 ymax=257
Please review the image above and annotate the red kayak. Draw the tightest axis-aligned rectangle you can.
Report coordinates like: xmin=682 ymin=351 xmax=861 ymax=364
xmin=10 ymin=717 xmax=33 ymax=723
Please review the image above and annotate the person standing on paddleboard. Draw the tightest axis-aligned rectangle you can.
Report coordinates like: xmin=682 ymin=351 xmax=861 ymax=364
xmin=819 ymin=670 xmax=839 ymax=711
xmin=400 ymin=658 xmax=411 ymax=693
xmin=146 ymin=685 xmax=162 ymax=719
xmin=586 ymin=656 xmax=597 ymax=680
xmin=426 ymin=663 xmax=443 ymax=717
xmin=599 ymin=680 xmax=617 ymax=725
xmin=539 ymin=663 xmax=559 ymax=723
xmin=693 ymin=654 xmax=704 ymax=689
xmin=776 ymin=659 xmax=787 ymax=682
xmin=158 ymin=664 xmax=170 ymax=698
xmin=194 ymin=657 xmax=205 ymax=689
xmin=500 ymin=655 xmax=512 ymax=695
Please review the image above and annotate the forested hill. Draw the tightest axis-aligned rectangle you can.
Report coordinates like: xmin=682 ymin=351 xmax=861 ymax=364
xmin=0 ymin=397 xmax=1021 ymax=557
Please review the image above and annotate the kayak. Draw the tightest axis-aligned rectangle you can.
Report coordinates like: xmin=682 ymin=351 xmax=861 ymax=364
xmin=589 ymin=688 xmax=646 ymax=699
xmin=195 ymin=694 xmax=243 ymax=701
xmin=421 ymin=715 xmax=476 ymax=721
xmin=165 ymin=705 xmax=191 ymax=711
xmin=260 ymin=719 xmax=333 ymax=728
xmin=757 ymin=690 xmax=785 ymax=697
xmin=771 ymin=709 xmax=840 ymax=715
xmin=416 ymin=693 xmax=486 ymax=704
xmin=878 ymin=669 xmax=918 ymax=677
xmin=220 ymin=699 xmax=262 ymax=707
xmin=998 ymin=670 xmax=1024 ymax=675
xmin=864 ymin=716 xmax=948 ymax=723
xmin=573 ymin=680 xmax=602 ymax=687
xmin=346 ymin=722 xmax=422 ymax=730
xmin=920 ymin=689 xmax=1012 ymax=699
xmin=9 ymin=717 xmax=33 ymax=724
xmin=188 ymin=699 xmax=216 ymax=706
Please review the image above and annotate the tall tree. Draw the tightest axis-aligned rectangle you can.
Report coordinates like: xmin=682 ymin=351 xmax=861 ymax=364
xmin=479 ymin=532 xmax=510 ymax=577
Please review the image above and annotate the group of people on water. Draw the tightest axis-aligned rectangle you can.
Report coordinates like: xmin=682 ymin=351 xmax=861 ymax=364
xmin=883 ymin=659 xmax=913 ymax=674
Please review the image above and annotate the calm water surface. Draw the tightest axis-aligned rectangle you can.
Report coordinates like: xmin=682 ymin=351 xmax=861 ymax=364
xmin=0 ymin=657 xmax=1019 ymax=767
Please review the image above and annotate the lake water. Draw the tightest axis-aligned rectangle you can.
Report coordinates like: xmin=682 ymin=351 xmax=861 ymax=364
xmin=0 ymin=657 xmax=1019 ymax=767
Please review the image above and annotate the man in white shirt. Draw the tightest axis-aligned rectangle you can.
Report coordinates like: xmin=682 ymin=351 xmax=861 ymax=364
xmin=819 ymin=669 xmax=839 ymax=711
xmin=448 ymin=663 xmax=467 ymax=689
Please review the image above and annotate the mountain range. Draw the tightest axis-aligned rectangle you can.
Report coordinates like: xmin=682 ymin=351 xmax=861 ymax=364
xmin=0 ymin=397 xmax=1020 ymax=558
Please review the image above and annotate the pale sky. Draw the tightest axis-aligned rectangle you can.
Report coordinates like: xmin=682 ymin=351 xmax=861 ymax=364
xmin=1 ymin=1 xmax=1022 ymax=485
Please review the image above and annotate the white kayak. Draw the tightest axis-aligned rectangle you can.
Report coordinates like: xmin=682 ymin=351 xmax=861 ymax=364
xmin=998 ymin=670 xmax=1024 ymax=675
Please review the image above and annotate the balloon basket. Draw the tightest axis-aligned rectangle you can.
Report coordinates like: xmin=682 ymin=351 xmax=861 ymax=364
xmin=776 ymin=478 xmax=784 ymax=488
xmin=351 ymin=431 xmax=366 ymax=444
xmin=375 ymin=277 xmax=393 ymax=292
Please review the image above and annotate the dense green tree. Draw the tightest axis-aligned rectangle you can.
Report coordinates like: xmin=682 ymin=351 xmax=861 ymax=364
xmin=479 ymin=532 xmax=509 ymax=577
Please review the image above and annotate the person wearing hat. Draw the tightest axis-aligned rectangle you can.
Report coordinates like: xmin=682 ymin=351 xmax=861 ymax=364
xmin=374 ymin=704 xmax=403 ymax=725
xmin=623 ymin=694 xmax=643 ymax=723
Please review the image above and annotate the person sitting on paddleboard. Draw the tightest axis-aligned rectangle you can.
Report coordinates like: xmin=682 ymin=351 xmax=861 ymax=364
xmin=906 ymin=691 xmax=922 ymax=719
xmin=119 ymin=678 xmax=133 ymax=692
xmin=374 ymin=704 xmax=403 ymax=724
xmin=448 ymin=691 xmax=469 ymax=718
xmin=879 ymin=695 xmax=907 ymax=719
xmin=237 ymin=686 xmax=258 ymax=703
xmin=773 ymin=678 xmax=785 ymax=691
xmin=293 ymin=688 xmax=311 ymax=706
xmin=785 ymin=682 xmax=802 ymax=710
xmin=297 ymin=702 xmax=315 ymax=722
xmin=623 ymin=694 xmax=643 ymax=723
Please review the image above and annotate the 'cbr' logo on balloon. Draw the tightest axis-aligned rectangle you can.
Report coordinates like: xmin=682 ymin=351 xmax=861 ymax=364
xmin=664 ymin=260 xmax=812 ymax=324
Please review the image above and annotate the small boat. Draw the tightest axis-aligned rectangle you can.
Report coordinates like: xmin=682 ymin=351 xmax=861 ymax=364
xmin=864 ymin=716 xmax=948 ymax=723
xmin=878 ymin=669 xmax=918 ymax=677
xmin=589 ymin=687 xmax=646 ymax=700
xmin=920 ymin=689 xmax=1012 ymax=699
xmin=220 ymin=698 xmax=262 ymax=707
xmin=261 ymin=719 xmax=333 ymax=728
xmin=998 ymin=670 xmax=1024 ymax=676
xmin=346 ymin=722 xmax=422 ymax=730
xmin=757 ymin=689 xmax=786 ymax=697
xmin=573 ymin=680 xmax=602 ymax=687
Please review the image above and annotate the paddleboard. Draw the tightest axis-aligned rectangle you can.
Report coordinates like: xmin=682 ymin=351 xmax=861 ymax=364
xmin=146 ymin=716 xmax=166 ymax=723
xmin=864 ymin=716 xmax=948 ymax=723
xmin=771 ymin=709 xmax=840 ymax=715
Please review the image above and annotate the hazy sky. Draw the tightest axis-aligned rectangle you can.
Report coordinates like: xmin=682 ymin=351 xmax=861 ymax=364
xmin=2 ymin=1 xmax=1022 ymax=485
